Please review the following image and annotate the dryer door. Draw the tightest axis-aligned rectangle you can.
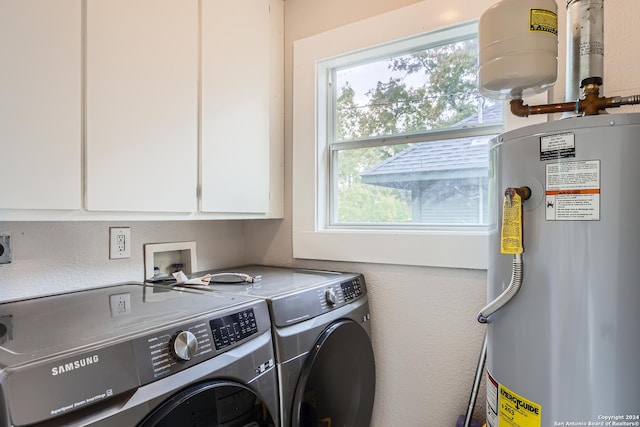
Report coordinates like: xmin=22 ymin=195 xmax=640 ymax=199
xmin=138 ymin=380 xmax=275 ymax=427
xmin=292 ymin=319 xmax=376 ymax=427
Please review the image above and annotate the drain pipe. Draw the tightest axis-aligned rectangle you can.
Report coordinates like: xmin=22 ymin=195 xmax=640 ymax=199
xmin=462 ymin=333 xmax=487 ymax=427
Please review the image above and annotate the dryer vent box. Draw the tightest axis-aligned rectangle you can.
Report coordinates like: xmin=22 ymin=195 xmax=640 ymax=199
xmin=144 ymin=241 xmax=197 ymax=280
xmin=0 ymin=236 xmax=11 ymax=264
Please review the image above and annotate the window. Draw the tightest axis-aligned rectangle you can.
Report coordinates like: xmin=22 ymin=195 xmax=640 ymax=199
xmin=322 ymin=22 xmax=502 ymax=228
xmin=292 ymin=1 xmax=546 ymax=269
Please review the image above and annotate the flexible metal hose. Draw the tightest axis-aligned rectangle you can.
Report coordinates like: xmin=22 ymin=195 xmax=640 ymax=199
xmin=477 ymin=253 xmax=523 ymax=323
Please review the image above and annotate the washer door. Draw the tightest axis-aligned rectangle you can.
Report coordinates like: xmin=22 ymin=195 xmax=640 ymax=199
xmin=292 ymin=319 xmax=376 ymax=427
xmin=138 ymin=380 xmax=275 ymax=427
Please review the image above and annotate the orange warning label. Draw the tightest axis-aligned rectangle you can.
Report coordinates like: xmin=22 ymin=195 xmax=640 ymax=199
xmin=545 ymin=160 xmax=600 ymax=221
xmin=545 ymin=188 xmax=600 ymax=195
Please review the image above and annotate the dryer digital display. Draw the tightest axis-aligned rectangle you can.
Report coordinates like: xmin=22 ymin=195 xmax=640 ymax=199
xmin=340 ymin=278 xmax=363 ymax=302
xmin=210 ymin=309 xmax=258 ymax=350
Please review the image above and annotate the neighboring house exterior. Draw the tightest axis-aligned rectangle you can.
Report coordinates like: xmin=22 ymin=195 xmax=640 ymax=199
xmin=360 ymin=103 xmax=502 ymax=225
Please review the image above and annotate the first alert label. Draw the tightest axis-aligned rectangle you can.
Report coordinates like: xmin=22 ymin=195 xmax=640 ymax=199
xmin=499 ymin=383 xmax=542 ymax=427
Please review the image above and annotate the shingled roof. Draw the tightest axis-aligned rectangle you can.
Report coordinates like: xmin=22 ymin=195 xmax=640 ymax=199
xmin=361 ymin=103 xmax=502 ymax=189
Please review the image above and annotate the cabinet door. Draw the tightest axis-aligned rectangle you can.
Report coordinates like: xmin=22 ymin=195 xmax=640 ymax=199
xmin=85 ymin=0 xmax=198 ymax=212
xmin=201 ymin=0 xmax=271 ymax=213
xmin=0 ymin=0 xmax=81 ymax=210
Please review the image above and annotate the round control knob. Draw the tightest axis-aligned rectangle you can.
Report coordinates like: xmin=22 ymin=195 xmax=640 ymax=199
xmin=172 ymin=331 xmax=198 ymax=361
xmin=325 ymin=288 xmax=338 ymax=306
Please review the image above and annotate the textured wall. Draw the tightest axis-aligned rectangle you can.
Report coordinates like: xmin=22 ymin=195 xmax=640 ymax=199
xmin=0 ymin=221 xmax=246 ymax=302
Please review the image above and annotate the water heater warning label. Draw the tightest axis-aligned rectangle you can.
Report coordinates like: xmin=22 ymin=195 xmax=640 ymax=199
xmin=545 ymin=160 xmax=600 ymax=221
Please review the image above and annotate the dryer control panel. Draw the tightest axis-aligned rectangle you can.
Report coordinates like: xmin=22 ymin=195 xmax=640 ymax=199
xmin=270 ymin=274 xmax=367 ymax=327
xmin=340 ymin=277 xmax=364 ymax=302
xmin=133 ymin=301 xmax=270 ymax=385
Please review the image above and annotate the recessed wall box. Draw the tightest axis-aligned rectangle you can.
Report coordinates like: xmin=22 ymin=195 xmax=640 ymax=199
xmin=144 ymin=241 xmax=197 ymax=280
xmin=0 ymin=236 xmax=11 ymax=264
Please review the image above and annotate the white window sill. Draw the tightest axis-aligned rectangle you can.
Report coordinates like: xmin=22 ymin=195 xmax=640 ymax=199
xmin=293 ymin=228 xmax=489 ymax=269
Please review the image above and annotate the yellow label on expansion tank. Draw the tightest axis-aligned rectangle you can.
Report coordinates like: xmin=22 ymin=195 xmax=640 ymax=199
xmin=498 ymin=383 xmax=542 ymax=427
xmin=530 ymin=8 xmax=558 ymax=35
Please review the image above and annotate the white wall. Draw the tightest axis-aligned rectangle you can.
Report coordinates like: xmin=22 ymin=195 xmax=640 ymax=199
xmin=245 ymin=0 xmax=640 ymax=425
xmin=0 ymin=221 xmax=246 ymax=301
xmin=2 ymin=0 xmax=639 ymax=426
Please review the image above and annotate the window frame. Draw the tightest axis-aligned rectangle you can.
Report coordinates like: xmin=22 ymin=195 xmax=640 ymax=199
xmin=292 ymin=0 xmax=547 ymax=269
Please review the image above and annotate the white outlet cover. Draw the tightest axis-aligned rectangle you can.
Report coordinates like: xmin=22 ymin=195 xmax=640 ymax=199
xmin=109 ymin=292 xmax=131 ymax=317
xmin=110 ymin=227 xmax=131 ymax=259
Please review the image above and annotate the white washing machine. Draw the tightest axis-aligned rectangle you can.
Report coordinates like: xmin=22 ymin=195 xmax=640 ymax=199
xmin=179 ymin=266 xmax=376 ymax=427
xmin=0 ymin=283 xmax=279 ymax=426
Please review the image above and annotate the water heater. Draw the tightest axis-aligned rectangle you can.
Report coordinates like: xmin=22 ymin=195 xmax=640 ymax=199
xmin=475 ymin=0 xmax=640 ymax=425
xmin=485 ymin=113 xmax=640 ymax=426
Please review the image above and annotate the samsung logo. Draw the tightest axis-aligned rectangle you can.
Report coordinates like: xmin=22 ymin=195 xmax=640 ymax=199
xmin=51 ymin=355 xmax=100 ymax=376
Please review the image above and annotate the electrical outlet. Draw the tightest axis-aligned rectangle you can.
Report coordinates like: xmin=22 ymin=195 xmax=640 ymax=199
xmin=109 ymin=227 xmax=131 ymax=259
xmin=109 ymin=293 xmax=132 ymax=317
xmin=0 ymin=235 xmax=11 ymax=264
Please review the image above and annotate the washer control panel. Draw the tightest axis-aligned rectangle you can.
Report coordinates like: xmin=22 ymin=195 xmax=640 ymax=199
xmin=210 ymin=308 xmax=259 ymax=350
xmin=133 ymin=301 xmax=270 ymax=385
xmin=171 ymin=330 xmax=199 ymax=361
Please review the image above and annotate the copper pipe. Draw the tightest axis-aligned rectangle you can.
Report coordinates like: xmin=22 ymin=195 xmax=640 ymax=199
xmin=510 ymin=86 xmax=640 ymax=117
xmin=514 ymin=186 xmax=531 ymax=201
xmin=510 ymin=99 xmax=578 ymax=117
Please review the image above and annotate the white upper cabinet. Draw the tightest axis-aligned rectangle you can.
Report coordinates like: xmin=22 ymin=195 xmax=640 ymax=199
xmin=0 ymin=0 xmax=82 ymax=210
xmin=0 ymin=0 xmax=282 ymax=219
xmin=85 ymin=0 xmax=199 ymax=212
xmin=200 ymin=0 xmax=272 ymax=213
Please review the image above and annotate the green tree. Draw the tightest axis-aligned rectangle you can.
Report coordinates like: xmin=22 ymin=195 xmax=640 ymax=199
xmin=335 ymin=39 xmax=483 ymax=223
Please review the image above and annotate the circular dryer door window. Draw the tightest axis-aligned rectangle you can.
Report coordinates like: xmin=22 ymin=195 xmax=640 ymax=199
xmin=292 ymin=319 xmax=376 ymax=427
xmin=138 ymin=380 xmax=275 ymax=426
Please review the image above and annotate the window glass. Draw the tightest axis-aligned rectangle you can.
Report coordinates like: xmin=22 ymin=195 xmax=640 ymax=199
xmin=325 ymin=25 xmax=502 ymax=227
